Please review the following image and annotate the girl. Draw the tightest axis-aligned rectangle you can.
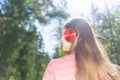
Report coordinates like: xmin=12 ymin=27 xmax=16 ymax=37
xmin=42 ymin=18 xmax=120 ymax=80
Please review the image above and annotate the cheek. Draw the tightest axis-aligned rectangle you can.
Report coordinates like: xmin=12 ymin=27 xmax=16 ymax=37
xmin=61 ymin=36 xmax=72 ymax=51
xmin=61 ymin=36 xmax=64 ymax=46
xmin=61 ymin=36 xmax=66 ymax=45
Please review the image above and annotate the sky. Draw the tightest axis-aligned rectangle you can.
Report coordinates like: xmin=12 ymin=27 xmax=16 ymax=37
xmin=38 ymin=0 xmax=120 ymax=56
xmin=0 ymin=0 xmax=119 ymax=56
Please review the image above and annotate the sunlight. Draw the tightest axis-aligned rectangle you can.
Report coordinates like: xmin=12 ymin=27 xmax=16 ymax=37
xmin=66 ymin=0 xmax=120 ymax=18
xmin=39 ymin=0 xmax=120 ymax=56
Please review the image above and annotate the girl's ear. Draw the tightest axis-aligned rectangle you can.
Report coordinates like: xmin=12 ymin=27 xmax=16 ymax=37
xmin=64 ymin=28 xmax=77 ymax=42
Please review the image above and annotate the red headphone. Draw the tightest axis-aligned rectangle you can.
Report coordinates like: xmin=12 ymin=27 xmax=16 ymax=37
xmin=64 ymin=28 xmax=77 ymax=42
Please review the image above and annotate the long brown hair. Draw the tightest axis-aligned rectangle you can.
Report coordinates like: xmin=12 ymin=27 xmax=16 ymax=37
xmin=64 ymin=18 xmax=120 ymax=80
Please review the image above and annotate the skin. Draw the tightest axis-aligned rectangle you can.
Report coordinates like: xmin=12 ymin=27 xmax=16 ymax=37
xmin=60 ymin=29 xmax=72 ymax=52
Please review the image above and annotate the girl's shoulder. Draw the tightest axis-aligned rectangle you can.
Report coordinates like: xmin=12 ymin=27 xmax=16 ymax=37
xmin=49 ymin=53 xmax=75 ymax=67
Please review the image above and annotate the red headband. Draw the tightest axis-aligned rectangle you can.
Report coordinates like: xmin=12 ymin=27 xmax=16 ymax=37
xmin=64 ymin=28 xmax=77 ymax=42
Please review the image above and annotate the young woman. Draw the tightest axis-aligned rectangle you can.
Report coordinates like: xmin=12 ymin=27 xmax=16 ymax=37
xmin=42 ymin=18 xmax=120 ymax=80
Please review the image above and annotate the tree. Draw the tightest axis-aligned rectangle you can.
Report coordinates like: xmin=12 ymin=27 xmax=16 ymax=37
xmin=90 ymin=4 xmax=120 ymax=65
xmin=0 ymin=0 xmax=68 ymax=80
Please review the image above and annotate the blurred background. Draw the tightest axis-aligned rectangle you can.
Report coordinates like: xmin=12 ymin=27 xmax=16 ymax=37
xmin=0 ymin=0 xmax=120 ymax=80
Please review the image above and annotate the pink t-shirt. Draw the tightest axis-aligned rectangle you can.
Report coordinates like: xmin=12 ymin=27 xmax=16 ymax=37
xmin=42 ymin=52 xmax=110 ymax=80
xmin=42 ymin=53 xmax=76 ymax=80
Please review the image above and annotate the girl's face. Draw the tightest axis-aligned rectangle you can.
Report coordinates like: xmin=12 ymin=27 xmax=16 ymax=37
xmin=61 ymin=29 xmax=72 ymax=52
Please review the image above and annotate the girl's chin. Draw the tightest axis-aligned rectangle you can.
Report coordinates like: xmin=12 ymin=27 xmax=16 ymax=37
xmin=62 ymin=47 xmax=70 ymax=52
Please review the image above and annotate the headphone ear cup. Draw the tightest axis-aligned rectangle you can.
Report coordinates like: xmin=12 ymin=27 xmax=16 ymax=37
xmin=64 ymin=28 xmax=77 ymax=42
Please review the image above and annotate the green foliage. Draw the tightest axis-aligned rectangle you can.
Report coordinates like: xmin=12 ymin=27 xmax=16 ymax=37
xmin=90 ymin=4 xmax=120 ymax=65
xmin=0 ymin=0 xmax=68 ymax=80
xmin=53 ymin=47 xmax=67 ymax=59
xmin=52 ymin=4 xmax=120 ymax=67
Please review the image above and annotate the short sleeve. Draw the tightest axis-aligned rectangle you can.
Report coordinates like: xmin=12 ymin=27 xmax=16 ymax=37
xmin=42 ymin=60 xmax=55 ymax=80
